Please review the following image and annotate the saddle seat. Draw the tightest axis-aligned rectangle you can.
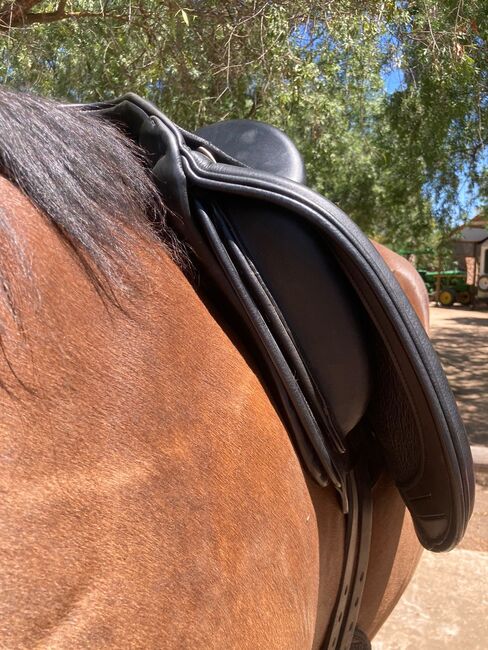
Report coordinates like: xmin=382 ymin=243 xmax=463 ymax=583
xmin=196 ymin=119 xmax=307 ymax=184
xmin=196 ymin=120 xmax=431 ymax=331
xmin=91 ymin=92 xmax=473 ymax=547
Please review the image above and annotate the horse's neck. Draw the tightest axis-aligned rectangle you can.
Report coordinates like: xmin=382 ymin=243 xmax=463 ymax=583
xmin=0 ymin=177 xmax=246 ymax=434
xmin=0 ymin=178 xmax=320 ymax=648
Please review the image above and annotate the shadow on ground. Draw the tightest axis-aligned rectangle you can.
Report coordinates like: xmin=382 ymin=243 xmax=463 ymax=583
xmin=429 ymin=307 xmax=488 ymax=446
xmin=374 ymin=306 xmax=488 ymax=649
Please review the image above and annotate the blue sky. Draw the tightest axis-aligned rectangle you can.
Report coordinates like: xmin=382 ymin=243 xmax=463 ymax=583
xmin=383 ymin=67 xmax=405 ymax=94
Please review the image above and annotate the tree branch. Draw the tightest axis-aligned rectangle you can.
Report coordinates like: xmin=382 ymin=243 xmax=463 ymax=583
xmin=0 ymin=1 xmax=42 ymax=29
xmin=0 ymin=1 xmax=127 ymax=31
xmin=23 ymin=9 xmax=126 ymax=26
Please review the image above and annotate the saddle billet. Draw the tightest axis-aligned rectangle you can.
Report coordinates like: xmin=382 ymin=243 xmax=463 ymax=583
xmin=82 ymin=94 xmax=474 ymax=649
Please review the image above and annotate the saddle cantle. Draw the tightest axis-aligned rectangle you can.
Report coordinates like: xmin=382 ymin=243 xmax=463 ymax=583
xmin=82 ymin=94 xmax=475 ymax=650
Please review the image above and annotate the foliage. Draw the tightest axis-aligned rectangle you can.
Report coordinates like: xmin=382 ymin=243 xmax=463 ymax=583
xmin=0 ymin=1 xmax=486 ymax=266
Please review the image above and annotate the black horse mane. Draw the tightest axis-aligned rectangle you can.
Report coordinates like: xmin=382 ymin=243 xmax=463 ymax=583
xmin=0 ymin=87 xmax=173 ymax=298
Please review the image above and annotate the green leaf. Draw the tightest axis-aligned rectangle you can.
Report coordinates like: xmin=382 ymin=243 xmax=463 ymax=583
xmin=180 ymin=9 xmax=189 ymax=27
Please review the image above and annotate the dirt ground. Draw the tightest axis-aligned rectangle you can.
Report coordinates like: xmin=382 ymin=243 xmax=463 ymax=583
xmin=373 ymin=305 xmax=488 ymax=650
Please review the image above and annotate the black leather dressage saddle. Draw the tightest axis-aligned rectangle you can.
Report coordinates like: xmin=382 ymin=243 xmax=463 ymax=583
xmin=81 ymin=94 xmax=474 ymax=649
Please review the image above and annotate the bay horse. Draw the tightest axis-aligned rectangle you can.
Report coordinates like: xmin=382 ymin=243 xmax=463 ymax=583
xmin=0 ymin=88 xmax=425 ymax=649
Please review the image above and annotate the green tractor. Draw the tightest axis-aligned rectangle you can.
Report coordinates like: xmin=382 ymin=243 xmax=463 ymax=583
xmin=417 ymin=269 xmax=474 ymax=306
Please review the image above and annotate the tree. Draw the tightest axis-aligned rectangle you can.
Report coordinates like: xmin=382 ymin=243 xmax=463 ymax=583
xmin=1 ymin=1 xmax=486 ymax=266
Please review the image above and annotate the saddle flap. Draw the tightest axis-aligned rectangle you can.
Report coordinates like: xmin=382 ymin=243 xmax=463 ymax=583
xmin=183 ymin=155 xmax=474 ymax=552
xmin=213 ymin=194 xmax=371 ymax=440
xmin=90 ymin=94 xmax=475 ymax=554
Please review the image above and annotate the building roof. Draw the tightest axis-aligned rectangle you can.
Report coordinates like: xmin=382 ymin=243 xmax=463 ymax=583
xmin=451 ymin=213 xmax=488 ymax=243
xmin=468 ymin=214 xmax=487 ymax=228
xmin=456 ymin=227 xmax=488 ymax=243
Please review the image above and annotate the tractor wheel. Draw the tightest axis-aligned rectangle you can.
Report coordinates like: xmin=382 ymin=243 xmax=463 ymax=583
xmin=457 ymin=291 xmax=472 ymax=306
xmin=439 ymin=289 xmax=456 ymax=306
